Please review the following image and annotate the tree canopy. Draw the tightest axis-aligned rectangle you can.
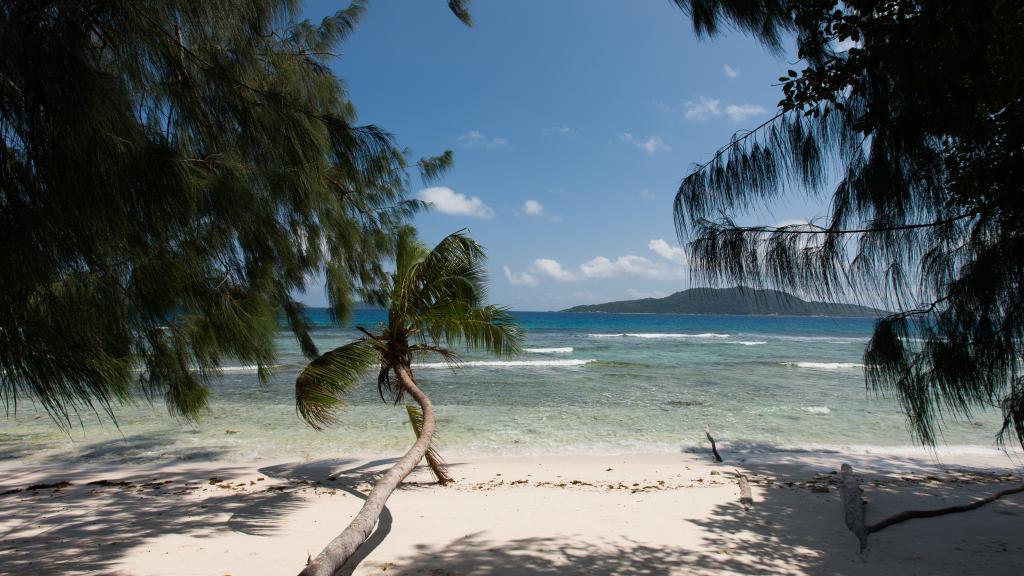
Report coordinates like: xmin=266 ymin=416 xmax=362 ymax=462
xmin=671 ymin=1 xmax=1024 ymax=445
xmin=0 ymin=0 xmax=465 ymax=425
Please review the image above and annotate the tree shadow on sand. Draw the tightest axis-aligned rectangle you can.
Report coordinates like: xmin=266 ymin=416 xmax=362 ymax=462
xmin=371 ymin=454 xmax=1024 ymax=576
xmin=257 ymin=456 xmax=459 ymax=575
xmin=0 ymin=467 xmax=310 ymax=574
xmin=0 ymin=449 xmax=381 ymax=574
xmin=0 ymin=448 xmax=456 ymax=575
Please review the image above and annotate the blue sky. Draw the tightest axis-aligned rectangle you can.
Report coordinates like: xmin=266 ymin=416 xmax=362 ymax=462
xmin=300 ymin=0 xmax=822 ymax=310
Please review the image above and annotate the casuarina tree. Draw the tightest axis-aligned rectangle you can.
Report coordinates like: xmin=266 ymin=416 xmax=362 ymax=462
xmin=668 ymin=1 xmax=1024 ymax=446
xmin=0 ymin=0 xmax=467 ymax=423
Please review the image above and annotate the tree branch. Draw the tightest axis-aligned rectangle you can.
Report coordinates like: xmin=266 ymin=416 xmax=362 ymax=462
xmin=356 ymin=326 xmax=379 ymax=340
xmin=867 ymin=482 xmax=1024 ymax=533
xmin=707 ymin=206 xmax=990 ymax=237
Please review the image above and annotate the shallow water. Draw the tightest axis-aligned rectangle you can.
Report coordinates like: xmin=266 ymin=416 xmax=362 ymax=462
xmin=0 ymin=310 xmax=1007 ymax=465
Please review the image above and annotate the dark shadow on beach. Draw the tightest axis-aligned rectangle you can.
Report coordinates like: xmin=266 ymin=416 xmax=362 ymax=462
xmin=0 ymin=444 xmax=457 ymax=575
xmin=0 ymin=445 xmax=396 ymax=574
xmin=1 ymin=444 xmax=1021 ymax=575
xmin=370 ymin=453 xmax=1024 ymax=576
xmin=0 ymin=466 xmax=307 ymax=575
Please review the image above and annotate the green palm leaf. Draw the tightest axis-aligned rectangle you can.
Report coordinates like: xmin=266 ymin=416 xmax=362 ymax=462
xmin=405 ymin=404 xmax=451 ymax=483
xmin=416 ymin=304 xmax=522 ymax=359
xmin=296 ymin=338 xmax=379 ymax=430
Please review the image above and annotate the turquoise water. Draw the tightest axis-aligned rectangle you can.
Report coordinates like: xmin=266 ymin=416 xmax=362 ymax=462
xmin=0 ymin=310 xmax=1006 ymax=465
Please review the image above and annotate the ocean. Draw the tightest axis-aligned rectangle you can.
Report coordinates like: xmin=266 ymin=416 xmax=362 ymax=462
xmin=0 ymin=309 xmax=1007 ymax=466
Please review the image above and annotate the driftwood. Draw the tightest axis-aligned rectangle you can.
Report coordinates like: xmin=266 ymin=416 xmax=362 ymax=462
xmin=735 ymin=471 xmax=753 ymax=510
xmin=868 ymin=482 xmax=1024 ymax=533
xmin=838 ymin=463 xmax=1024 ymax=552
xmin=838 ymin=464 xmax=870 ymax=551
xmin=704 ymin=425 xmax=723 ymax=463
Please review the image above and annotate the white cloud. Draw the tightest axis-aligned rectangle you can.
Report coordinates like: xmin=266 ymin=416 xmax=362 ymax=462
xmin=530 ymin=258 xmax=577 ymax=282
xmin=520 ymin=199 xmax=561 ymax=221
xmin=516 ymin=241 xmax=690 ymax=285
xmin=648 ymin=239 xmax=688 ymax=265
xmin=681 ymin=97 xmax=767 ymax=123
xmin=723 ymin=64 xmax=740 ymax=79
xmin=774 ymin=218 xmax=813 ymax=228
xmin=544 ymin=126 xmax=574 ymax=136
xmin=580 ymin=254 xmax=684 ymax=280
xmin=683 ymin=96 xmax=721 ymax=121
xmin=457 ymin=130 xmax=507 ymax=149
xmin=620 ymin=133 xmax=671 ymax=154
xmin=725 ymin=103 xmax=767 ymax=122
xmin=503 ymin=265 xmax=539 ymax=286
xmin=523 ymin=200 xmax=545 ymax=216
xmin=417 ymin=187 xmax=495 ymax=219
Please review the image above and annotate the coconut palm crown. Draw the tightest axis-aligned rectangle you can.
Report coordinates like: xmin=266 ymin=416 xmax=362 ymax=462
xmin=295 ymin=228 xmax=522 ymax=429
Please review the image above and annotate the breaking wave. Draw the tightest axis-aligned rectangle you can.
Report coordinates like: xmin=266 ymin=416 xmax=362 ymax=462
xmin=413 ymin=359 xmax=596 ymax=369
xmin=781 ymin=362 xmax=865 ymax=370
xmin=589 ymin=333 xmax=730 ymax=339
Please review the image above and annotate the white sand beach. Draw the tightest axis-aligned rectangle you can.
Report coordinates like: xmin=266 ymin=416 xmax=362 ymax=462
xmin=2 ymin=450 xmax=1022 ymax=575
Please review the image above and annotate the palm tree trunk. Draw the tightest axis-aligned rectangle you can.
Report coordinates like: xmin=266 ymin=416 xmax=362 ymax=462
xmin=299 ymin=365 xmax=435 ymax=576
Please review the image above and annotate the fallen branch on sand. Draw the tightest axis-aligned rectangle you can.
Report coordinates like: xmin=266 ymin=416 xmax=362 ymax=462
xmin=704 ymin=425 xmax=723 ymax=463
xmin=839 ymin=463 xmax=1024 ymax=552
xmin=838 ymin=464 xmax=869 ymax=551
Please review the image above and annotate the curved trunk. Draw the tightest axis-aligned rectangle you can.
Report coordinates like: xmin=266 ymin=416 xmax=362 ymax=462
xmin=300 ymin=365 xmax=434 ymax=576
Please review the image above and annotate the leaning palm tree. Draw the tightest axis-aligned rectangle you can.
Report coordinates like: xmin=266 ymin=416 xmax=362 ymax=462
xmin=296 ymin=228 xmax=522 ymax=576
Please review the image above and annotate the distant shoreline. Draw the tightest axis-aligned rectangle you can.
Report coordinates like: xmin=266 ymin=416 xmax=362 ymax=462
xmin=556 ymin=310 xmax=885 ymax=318
xmin=561 ymin=286 xmax=887 ymax=317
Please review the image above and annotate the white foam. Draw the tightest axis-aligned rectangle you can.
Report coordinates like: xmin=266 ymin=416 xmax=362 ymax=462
xmin=782 ymin=362 xmax=864 ymax=370
xmin=216 ymin=365 xmax=285 ymax=374
xmin=802 ymin=406 xmax=832 ymax=414
xmin=524 ymin=347 xmax=574 ymax=354
xmin=412 ymin=359 xmax=596 ymax=369
xmin=133 ymin=365 xmax=285 ymax=375
xmin=773 ymin=335 xmax=867 ymax=344
xmin=589 ymin=333 xmax=730 ymax=339
xmin=729 ymin=341 xmax=767 ymax=346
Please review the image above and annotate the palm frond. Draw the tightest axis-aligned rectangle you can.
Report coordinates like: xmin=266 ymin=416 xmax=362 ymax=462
xmin=377 ymin=364 xmax=402 ymax=404
xmin=405 ymin=404 xmax=452 ymax=483
xmin=409 ymin=230 xmax=488 ymax=310
xmin=411 ymin=344 xmax=462 ymax=366
xmin=296 ymin=338 xmax=379 ymax=430
xmin=447 ymin=0 xmax=474 ymax=27
xmin=416 ymin=304 xmax=523 ymax=359
xmin=389 ymin=227 xmax=431 ymax=320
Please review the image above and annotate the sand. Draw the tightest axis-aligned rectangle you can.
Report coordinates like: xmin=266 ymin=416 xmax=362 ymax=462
xmin=1 ymin=450 xmax=1022 ymax=575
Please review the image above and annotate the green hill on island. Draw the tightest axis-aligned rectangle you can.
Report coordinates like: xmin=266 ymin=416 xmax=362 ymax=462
xmin=562 ymin=287 xmax=886 ymax=317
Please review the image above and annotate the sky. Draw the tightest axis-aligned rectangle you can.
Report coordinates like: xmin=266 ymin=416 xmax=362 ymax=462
xmin=299 ymin=0 xmax=824 ymax=311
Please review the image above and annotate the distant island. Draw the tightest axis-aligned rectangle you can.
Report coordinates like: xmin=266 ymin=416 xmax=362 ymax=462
xmin=561 ymin=287 xmax=886 ymax=317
